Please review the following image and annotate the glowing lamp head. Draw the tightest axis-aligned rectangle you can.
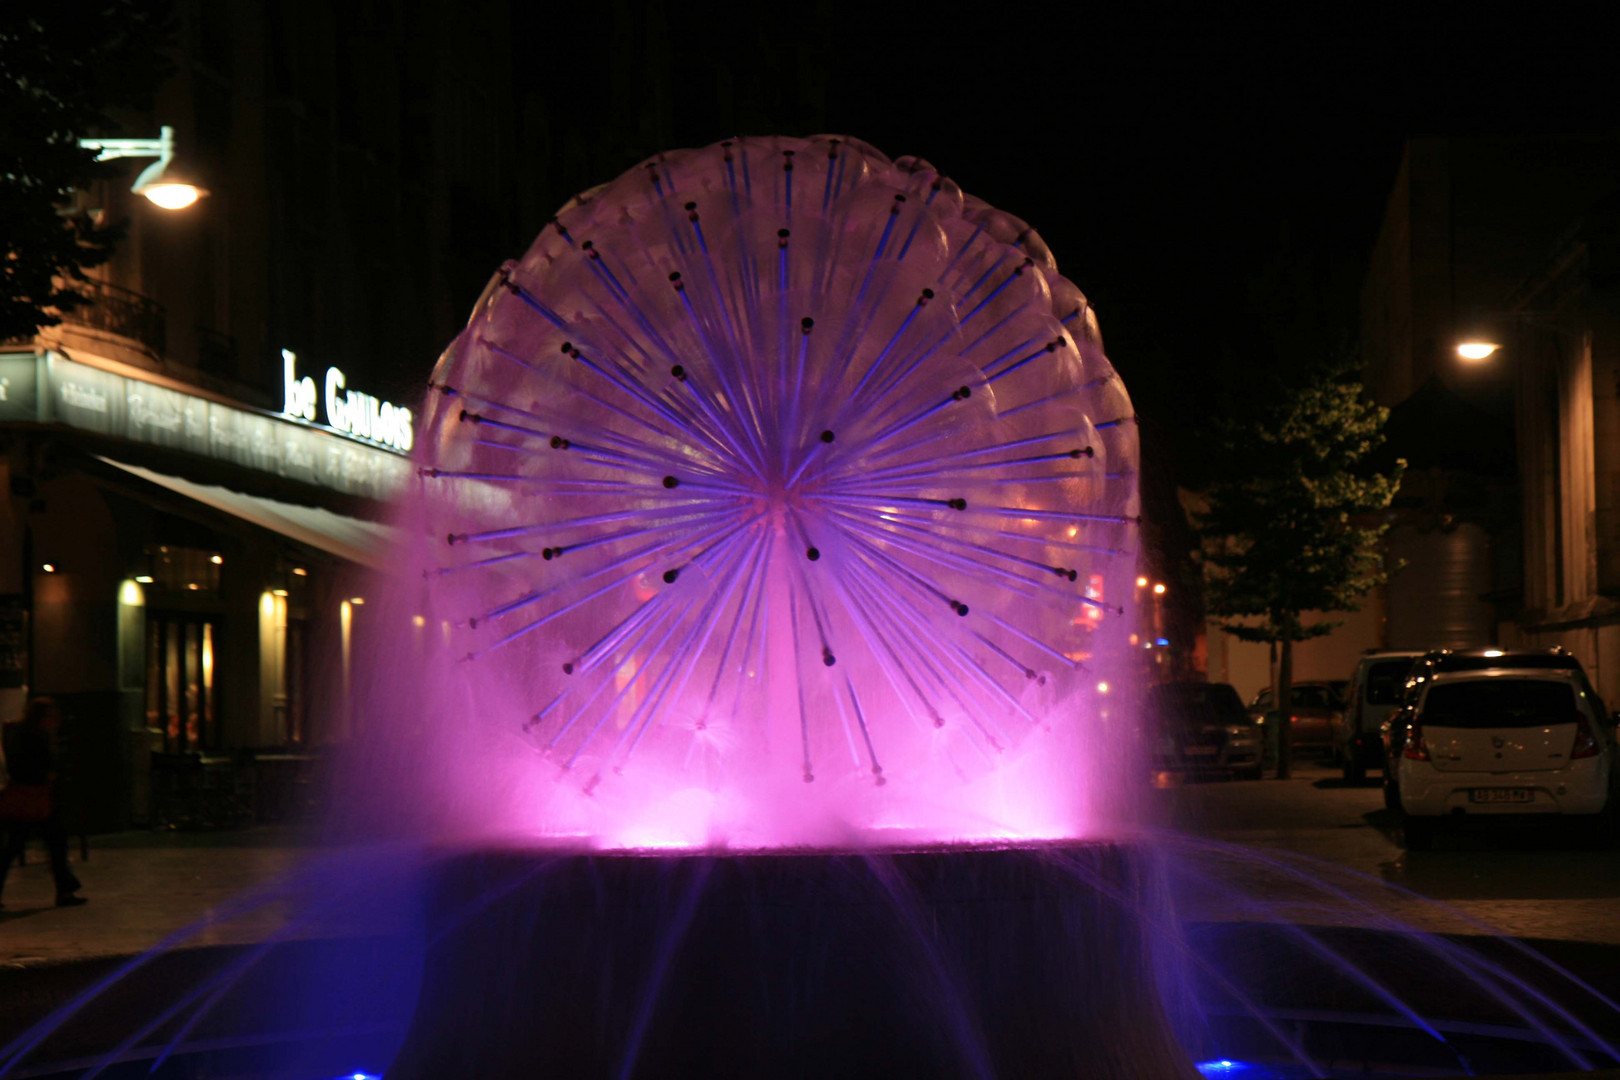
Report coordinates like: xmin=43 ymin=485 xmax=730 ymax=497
xmin=1457 ymin=341 xmax=1500 ymax=362
xmin=1152 ymin=583 xmax=1166 ymax=595
xmin=140 ymin=182 xmax=204 ymax=210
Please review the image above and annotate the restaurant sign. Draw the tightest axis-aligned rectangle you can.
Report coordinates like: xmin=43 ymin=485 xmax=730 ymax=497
xmin=282 ymin=349 xmax=414 ymax=453
xmin=0 ymin=351 xmax=410 ymax=501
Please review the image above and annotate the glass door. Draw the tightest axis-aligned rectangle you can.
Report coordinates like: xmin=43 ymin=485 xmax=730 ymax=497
xmin=146 ymin=614 xmax=219 ymax=753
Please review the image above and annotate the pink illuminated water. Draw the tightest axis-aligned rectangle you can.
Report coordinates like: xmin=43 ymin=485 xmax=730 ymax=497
xmin=391 ymin=134 xmax=1141 ymax=852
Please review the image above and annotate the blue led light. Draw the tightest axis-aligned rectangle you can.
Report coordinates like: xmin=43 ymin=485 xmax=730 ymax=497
xmin=1195 ymin=1061 xmax=1246 ymax=1076
xmin=1155 ymin=637 xmax=1169 ymax=646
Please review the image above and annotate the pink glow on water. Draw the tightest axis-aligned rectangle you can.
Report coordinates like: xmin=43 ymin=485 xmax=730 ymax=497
xmin=364 ymin=135 xmax=1140 ymax=853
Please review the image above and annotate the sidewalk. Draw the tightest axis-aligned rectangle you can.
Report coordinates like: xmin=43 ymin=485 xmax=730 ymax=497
xmin=0 ymin=828 xmax=309 ymax=967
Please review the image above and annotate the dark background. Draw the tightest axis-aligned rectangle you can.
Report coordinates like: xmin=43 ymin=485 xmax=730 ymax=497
xmin=500 ymin=6 xmax=1620 ymax=485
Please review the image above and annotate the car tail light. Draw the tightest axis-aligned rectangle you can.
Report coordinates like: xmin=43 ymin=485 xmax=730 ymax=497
xmin=1403 ymin=719 xmax=1430 ymax=761
xmin=1571 ymin=716 xmax=1601 ymax=760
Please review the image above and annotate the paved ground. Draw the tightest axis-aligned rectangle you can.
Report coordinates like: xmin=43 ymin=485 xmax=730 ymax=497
xmin=3 ymin=759 xmax=1618 ymax=968
xmin=0 ymin=829 xmax=310 ymax=967
xmin=1153 ymin=758 xmax=1620 ymax=944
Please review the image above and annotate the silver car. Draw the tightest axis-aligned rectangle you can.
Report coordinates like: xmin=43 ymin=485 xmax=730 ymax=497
xmin=1337 ymin=650 xmax=1423 ymax=781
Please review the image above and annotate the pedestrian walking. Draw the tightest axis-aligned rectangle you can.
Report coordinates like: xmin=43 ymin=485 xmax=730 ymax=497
xmin=0 ymin=697 xmax=86 ymax=908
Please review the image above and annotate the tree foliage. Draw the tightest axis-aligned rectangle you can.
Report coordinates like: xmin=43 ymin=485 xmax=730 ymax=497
xmin=0 ymin=1 xmax=172 ymax=342
xmin=1197 ymin=363 xmax=1405 ymax=645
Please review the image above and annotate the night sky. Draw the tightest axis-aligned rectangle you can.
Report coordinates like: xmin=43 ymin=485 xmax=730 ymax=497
xmin=508 ymin=6 xmax=1620 ymax=490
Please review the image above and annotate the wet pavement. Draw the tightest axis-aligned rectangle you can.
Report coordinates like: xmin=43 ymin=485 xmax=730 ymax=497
xmin=3 ymin=759 xmax=1618 ymax=970
xmin=1156 ymin=759 xmax=1620 ymax=944
xmin=0 ymin=828 xmax=310 ymax=967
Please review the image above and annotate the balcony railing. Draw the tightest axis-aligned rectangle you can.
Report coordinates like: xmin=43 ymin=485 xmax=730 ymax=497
xmin=60 ymin=279 xmax=167 ymax=356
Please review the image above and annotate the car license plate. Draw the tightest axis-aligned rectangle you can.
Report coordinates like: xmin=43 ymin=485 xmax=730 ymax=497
xmin=1470 ymin=788 xmax=1534 ymax=804
xmin=1184 ymin=746 xmax=1219 ymax=756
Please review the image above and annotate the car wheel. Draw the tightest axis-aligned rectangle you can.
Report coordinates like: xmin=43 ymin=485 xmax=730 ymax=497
xmin=1383 ymin=772 xmax=1400 ymax=811
xmin=1403 ymin=815 xmax=1435 ymax=851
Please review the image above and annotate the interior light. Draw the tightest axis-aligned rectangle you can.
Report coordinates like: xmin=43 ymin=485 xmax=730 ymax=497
xmin=210 ymin=554 xmax=224 ymax=565
xmin=1135 ymin=576 xmax=1149 ymax=588
xmin=41 ymin=563 xmax=56 ymax=573
xmin=186 ymin=582 xmax=199 ymax=590
xmin=292 ymin=567 xmax=309 ymax=576
xmin=1457 ymin=341 xmax=1499 ymax=361
xmin=1483 ymin=649 xmax=1504 ymax=657
xmin=349 ymin=596 xmax=365 ymax=605
xmin=273 ymin=588 xmax=289 ymax=597
xmin=1152 ymin=583 xmax=1167 ymax=595
xmin=1096 ymin=681 xmax=1110 ymax=694
xmin=135 ymin=575 xmax=154 ymax=583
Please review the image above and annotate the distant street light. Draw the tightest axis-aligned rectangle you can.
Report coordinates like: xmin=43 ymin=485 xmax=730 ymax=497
xmin=1152 ymin=582 xmax=1167 ymax=595
xmin=78 ymin=125 xmax=208 ymax=210
xmin=1456 ymin=341 xmax=1500 ymax=362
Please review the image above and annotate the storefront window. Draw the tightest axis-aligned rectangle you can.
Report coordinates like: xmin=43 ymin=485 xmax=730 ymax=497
xmin=148 ymin=614 xmax=218 ymax=753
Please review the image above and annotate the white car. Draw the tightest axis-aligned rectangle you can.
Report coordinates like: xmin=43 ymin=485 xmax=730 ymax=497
xmin=1396 ymin=668 xmax=1615 ymax=849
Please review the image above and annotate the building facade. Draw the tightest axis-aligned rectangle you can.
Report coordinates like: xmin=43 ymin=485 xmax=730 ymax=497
xmin=2 ymin=0 xmax=523 ymax=830
xmin=1205 ymin=134 xmax=1620 ymax=703
xmin=1501 ymin=194 xmax=1620 ymax=703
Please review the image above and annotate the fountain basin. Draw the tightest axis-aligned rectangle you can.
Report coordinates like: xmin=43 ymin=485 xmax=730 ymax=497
xmin=385 ymin=842 xmax=1200 ymax=1080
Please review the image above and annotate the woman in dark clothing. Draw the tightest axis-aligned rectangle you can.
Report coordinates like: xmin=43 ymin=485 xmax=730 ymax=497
xmin=0 ymin=697 xmax=86 ymax=907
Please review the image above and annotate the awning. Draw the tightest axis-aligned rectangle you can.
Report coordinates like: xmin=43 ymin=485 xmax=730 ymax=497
xmin=97 ymin=457 xmax=398 ymax=569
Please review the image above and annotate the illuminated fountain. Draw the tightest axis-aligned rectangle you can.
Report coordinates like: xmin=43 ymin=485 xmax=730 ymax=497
xmin=8 ymin=138 xmax=1617 ymax=1080
xmin=405 ymin=133 xmax=1140 ymax=850
xmin=372 ymin=135 xmax=1166 ymax=1077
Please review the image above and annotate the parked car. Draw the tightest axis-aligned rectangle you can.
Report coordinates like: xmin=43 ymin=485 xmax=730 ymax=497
xmin=1336 ymin=651 xmax=1424 ymax=781
xmin=1146 ymin=681 xmax=1264 ymax=779
xmin=1248 ymin=680 xmax=1347 ymax=756
xmin=1381 ymin=648 xmax=1608 ymax=809
xmin=1390 ymin=663 xmax=1615 ymax=849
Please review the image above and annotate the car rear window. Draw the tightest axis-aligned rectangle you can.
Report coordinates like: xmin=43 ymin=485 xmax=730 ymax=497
xmin=1366 ymin=660 xmax=1412 ymax=705
xmin=1291 ymin=685 xmax=1340 ymax=709
xmin=1421 ymin=679 xmax=1578 ymax=729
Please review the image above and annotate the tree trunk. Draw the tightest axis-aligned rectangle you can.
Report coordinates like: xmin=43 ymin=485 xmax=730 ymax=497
xmin=1276 ymin=636 xmax=1293 ymax=780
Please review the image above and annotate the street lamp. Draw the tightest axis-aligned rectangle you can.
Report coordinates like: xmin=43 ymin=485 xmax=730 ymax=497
xmin=1456 ymin=341 xmax=1500 ymax=362
xmin=77 ymin=125 xmax=208 ymax=210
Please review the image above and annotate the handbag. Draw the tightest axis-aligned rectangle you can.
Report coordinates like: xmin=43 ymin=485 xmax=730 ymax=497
xmin=0 ymin=782 xmax=52 ymax=822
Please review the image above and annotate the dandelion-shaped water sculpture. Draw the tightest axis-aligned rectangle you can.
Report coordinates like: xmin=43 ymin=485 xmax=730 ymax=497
xmin=418 ymin=136 xmax=1138 ymax=823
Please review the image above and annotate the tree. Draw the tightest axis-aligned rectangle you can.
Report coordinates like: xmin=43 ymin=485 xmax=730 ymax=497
xmin=1195 ymin=363 xmax=1405 ymax=779
xmin=0 ymin=1 xmax=172 ymax=342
